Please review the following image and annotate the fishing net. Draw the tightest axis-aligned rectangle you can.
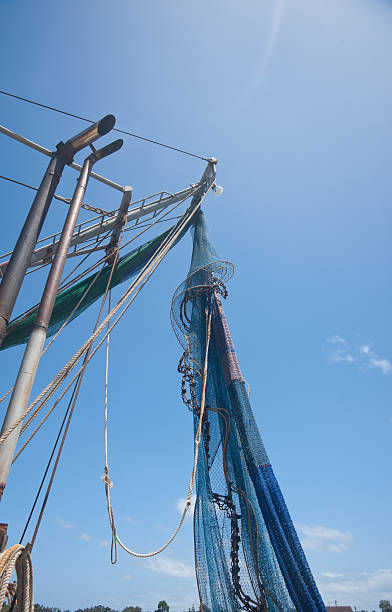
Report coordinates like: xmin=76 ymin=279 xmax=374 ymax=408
xmin=171 ymin=212 xmax=326 ymax=612
xmin=2 ymin=225 xmax=176 ymax=351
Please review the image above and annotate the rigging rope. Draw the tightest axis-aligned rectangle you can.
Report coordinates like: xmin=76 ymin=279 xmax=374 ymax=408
xmin=0 ymin=174 xmax=110 ymax=216
xmin=0 ymin=545 xmax=33 ymax=612
xmin=0 ymin=188 xmax=210 ymax=458
xmin=27 ymin=218 xmax=127 ymax=548
xmin=0 ymin=190 xmax=193 ymax=416
xmin=0 ymin=90 xmax=210 ymax=161
xmin=102 ymin=302 xmax=213 ymax=558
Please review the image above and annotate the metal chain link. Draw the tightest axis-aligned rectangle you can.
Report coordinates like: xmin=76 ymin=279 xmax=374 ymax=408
xmin=0 ymin=174 xmax=110 ymax=216
xmin=54 ymin=194 xmax=110 ymax=216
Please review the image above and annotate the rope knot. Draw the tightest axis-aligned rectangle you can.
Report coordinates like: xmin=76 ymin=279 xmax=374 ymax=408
xmin=101 ymin=472 xmax=113 ymax=488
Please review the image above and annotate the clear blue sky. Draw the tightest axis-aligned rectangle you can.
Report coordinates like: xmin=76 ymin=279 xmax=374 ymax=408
xmin=0 ymin=1 xmax=391 ymax=611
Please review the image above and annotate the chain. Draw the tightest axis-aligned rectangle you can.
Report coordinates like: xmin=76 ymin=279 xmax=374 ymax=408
xmin=54 ymin=194 xmax=110 ymax=216
xmin=0 ymin=174 xmax=111 ymax=216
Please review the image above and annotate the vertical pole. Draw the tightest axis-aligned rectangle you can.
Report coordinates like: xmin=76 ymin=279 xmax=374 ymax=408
xmin=105 ymin=186 xmax=132 ymax=264
xmin=0 ymin=152 xmax=69 ymax=347
xmin=0 ymin=139 xmax=123 ymax=500
xmin=0 ymin=115 xmax=116 ymax=348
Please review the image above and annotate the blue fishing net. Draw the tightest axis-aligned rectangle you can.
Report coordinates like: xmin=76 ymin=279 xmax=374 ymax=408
xmin=171 ymin=212 xmax=326 ymax=612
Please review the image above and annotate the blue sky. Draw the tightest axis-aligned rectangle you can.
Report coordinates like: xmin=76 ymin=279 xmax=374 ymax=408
xmin=0 ymin=0 xmax=391 ymax=611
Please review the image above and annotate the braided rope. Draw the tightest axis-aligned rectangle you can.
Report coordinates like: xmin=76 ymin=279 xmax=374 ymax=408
xmin=103 ymin=305 xmax=213 ymax=558
xmin=0 ymin=545 xmax=33 ymax=612
xmin=0 ymin=189 xmax=194 ymax=409
xmin=0 ymin=195 xmax=207 ymax=448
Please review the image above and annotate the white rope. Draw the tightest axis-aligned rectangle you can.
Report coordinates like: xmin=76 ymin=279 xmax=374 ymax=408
xmin=0 ymin=197 xmax=207 ymax=448
xmin=0 ymin=191 xmax=194 ymax=410
xmin=102 ymin=303 xmax=212 ymax=558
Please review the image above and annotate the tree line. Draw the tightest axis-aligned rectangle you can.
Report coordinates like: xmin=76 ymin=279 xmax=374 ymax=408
xmin=28 ymin=602 xmax=211 ymax=612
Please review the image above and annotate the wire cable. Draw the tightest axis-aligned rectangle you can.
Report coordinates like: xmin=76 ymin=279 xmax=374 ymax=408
xmin=0 ymin=90 xmax=210 ymax=161
xmin=0 ymin=174 xmax=109 ymax=216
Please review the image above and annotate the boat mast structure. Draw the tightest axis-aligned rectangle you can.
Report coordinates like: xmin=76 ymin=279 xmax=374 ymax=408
xmin=0 ymin=117 xmax=327 ymax=612
xmin=0 ymin=121 xmax=217 ymax=552
xmin=0 ymin=117 xmax=118 ymax=349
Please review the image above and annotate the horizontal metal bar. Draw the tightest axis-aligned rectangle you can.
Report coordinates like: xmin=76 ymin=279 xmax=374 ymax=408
xmin=0 ymin=180 xmax=206 ymax=272
xmin=0 ymin=124 xmax=124 ymax=192
xmin=27 ymin=184 xmax=203 ymax=268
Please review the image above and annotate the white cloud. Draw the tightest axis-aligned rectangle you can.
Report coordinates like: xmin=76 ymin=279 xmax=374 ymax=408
xmin=247 ymin=0 xmax=286 ymax=92
xmin=327 ymin=336 xmax=355 ymax=365
xmin=79 ymin=533 xmax=93 ymax=542
xmin=176 ymin=494 xmax=196 ymax=519
xmin=327 ymin=337 xmax=391 ymax=375
xmin=331 ymin=353 xmax=356 ymax=364
xmin=56 ymin=517 xmax=74 ymax=529
xmin=98 ymin=540 xmax=110 ymax=548
xmin=317 ymin=568 xmax=392 ymax=610
xmin=329 ymin=335 xmax=347 ymax=345
xmin=296 ymin=523 xmax=352 ymax=553
xmin=121 ymin=515 xmax=134 ymax=524
xmin=123 ymin=574 xmax=131 ymax=581
xmin=147 ymin=557 xmax=193 ymax=578
xmin=370 ymin=357 xmax=392 ymax=375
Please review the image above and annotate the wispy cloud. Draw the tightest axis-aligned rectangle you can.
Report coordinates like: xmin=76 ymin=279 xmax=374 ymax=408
xmin=369 ymin=356 xmax=392 ymax=375
xmin=147 ymin=557 xmax=193 ymax=578
xmin=329 ymin=335 xmax=347 ymax=345
xmin=296 ymin=523 xmax=352 ymax=553
xmin=256 ymin=0 xmax=286 ymax=80
xmin=121 ymin=515 xmax=134 ymax=524
xmin=317 ymin=569 xmax=392 ymax=609
xmin=98 ymin=540 xmax=110 ymax=548
xmin=123 ymin=574 xmax=131 ymax=581
xmin=56 ymin=517 xmax=74 ymax=529
xmin=327 ymin=335 xmax=356 ymax=364
xmin=176 ymin=494 xmax=196 ymax=519
xmin=79 ymin=533 xmax=93 ymax=542
xmin=326 ymin=336 xmax=391 ymax=374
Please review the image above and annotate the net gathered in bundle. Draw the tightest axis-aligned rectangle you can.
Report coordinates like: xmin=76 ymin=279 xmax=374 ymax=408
xmin=171 ymin=212 xmax=326 ymax=612
xmin=2 ymin=225 xmax=178 ymax=351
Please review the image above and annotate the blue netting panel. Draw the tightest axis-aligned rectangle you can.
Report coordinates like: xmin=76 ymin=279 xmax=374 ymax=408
xmin=171 ymin=212 xmax=325 ymax=612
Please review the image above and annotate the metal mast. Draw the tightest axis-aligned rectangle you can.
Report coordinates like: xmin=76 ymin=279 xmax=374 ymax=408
xmin=0 ymin=116 xmax=115 ymax=348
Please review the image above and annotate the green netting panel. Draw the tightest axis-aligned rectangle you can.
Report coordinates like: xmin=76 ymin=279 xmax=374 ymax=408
xmin=2 ymin=226 xmax=174 ymax=351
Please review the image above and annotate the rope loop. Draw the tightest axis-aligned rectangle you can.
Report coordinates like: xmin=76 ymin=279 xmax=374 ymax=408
xmin=0 ymin=544 xmax=33 ymax=612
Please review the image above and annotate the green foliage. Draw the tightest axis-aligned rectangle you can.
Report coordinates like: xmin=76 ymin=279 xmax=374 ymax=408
xmin=74 ymin=606 xmax=117 ymax=612
xmin=155 ymin=602 xmax=169 ymax=612
xmin=379 ymin=602 xmax=392 ymax=612
xmin=32 ymin=604 xmax=143 ymax=612
xmin=35 ymin=605 xmax=63 ymax=612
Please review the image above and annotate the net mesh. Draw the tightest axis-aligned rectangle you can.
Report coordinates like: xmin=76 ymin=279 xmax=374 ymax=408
xmin=171 ymin=212 xmax=326 ymax=612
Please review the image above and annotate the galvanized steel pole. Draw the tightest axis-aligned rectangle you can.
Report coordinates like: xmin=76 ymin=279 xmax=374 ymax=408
xmin=0 ymin=124 xmax=124 ymax=192
xmin=0 ymin=154 xmax=68 ymax=347
xmin=0 ymin=138 xmax=123 ymax=500
xmin=0 ymin=115 xmax=115 ymax=349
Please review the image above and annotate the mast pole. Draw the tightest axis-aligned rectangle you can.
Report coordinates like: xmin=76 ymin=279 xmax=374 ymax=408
xmin=0 ymin=115 xmax=116 ymax=348
xmin=0 ymin=138 xmax=123 ymax=501
xmin=0 ymin=124 xmax=124 ymax=192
